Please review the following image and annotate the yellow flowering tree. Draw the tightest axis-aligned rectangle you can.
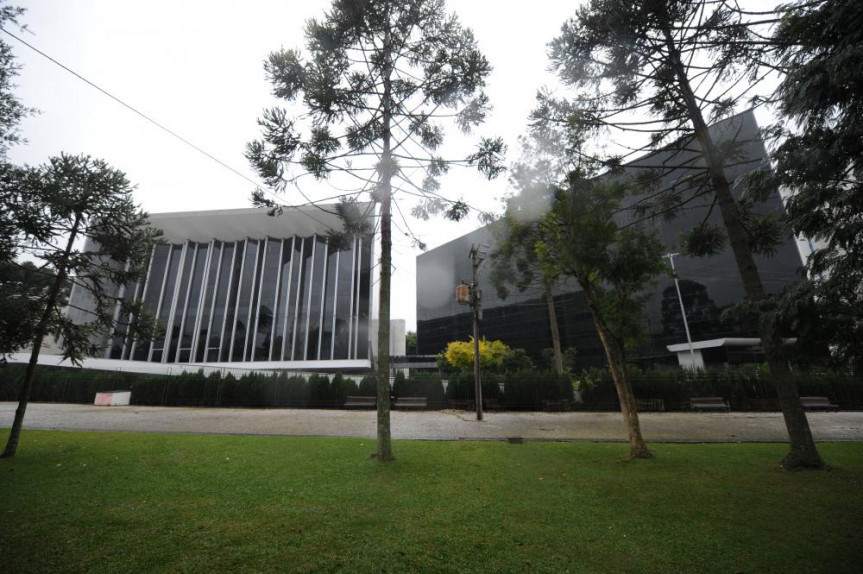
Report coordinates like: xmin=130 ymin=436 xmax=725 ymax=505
xmin=444 ymin=337 xmax=509 ymax=372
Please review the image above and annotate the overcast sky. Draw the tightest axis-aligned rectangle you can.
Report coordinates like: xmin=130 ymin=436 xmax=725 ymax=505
xmin=7 ymin=0 xmax=588 ymax=331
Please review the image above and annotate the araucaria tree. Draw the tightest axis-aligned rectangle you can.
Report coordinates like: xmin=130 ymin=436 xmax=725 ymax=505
xmin=525 ymin=172 xmax=664 ymax=460
xmin=1 ymin=154 xmax=159 ymax=458
xmin=543 ymin=0 xmax=823 ymax=469
xmin=246 ymin=0 xmax=502 ymax=461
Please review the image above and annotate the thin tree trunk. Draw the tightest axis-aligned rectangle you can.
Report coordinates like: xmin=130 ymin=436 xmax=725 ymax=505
xmin=585 ymin=290 xmax=652 ymax=459
xmin=374 ymin=23 xmax=394 ymax=462
xmin=661 ymin=24 xmax=822 ymax=469
xmin=544 ymin=280 xmax=564 ymax=374
xmin=2 ymin=214 xmax=81 ymax=458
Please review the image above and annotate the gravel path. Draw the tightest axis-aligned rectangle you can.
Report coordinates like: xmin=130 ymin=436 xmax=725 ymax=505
xmin=2 ymin=402 xmax=862 ymax=442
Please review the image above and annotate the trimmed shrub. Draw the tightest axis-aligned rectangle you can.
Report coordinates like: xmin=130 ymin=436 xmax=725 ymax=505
xmin=306 ymin=374 xmax=331 ymax=408
xmin=503 ymin=371 xmax=572 ymax=410
xmin=391 ymin=371 xmax=408 ymax=398
xmin=358 ymin=374 xmax=378 ymax=396
xmin=330 ymin=373 xmax=358 ymax=407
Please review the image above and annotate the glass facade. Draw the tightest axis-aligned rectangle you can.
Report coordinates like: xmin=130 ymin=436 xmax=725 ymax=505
xmin=114 ymin=232 xmax=372 ymax=364
xmin=416 ymin=111 xmax=807 ymax=368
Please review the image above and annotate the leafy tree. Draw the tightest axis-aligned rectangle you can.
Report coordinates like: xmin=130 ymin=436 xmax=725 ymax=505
xmin=759 ymin=0 xmax=863 ymax=372
xmin=405 ymin=330 xmax=418 ymax=355
xmin=490 ymin=132 xmax=587 ymax=375
xmin=246 ymin=0 xmax=503 ymax=462
xmin=444 ymin=336 xmax=508 ymax=372
xmin=0 ymin=261 xmax=67 ymax=355
xmin=501 ymin=347 xmax=533 ymax=373
xmin=1 ymin=154 xmax=160 ymax=458
xmin=490 ymin=209 xmax=566 ymax=374
xmin=530 ymin=171 xmax=665 ymax=459
xmin=0 ymin=2 xmax=30 ymax=159
xmin=0 ymin=3 xmax=35 ymax=263
xmin=542 ymin=0 xmax=823 ymax=469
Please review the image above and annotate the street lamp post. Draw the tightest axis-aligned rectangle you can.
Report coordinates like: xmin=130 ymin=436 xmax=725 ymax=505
xmin=665 ymin=252 xmax=697 ymax=368
xmin=457 ymin=244 xmax=487 ymax=421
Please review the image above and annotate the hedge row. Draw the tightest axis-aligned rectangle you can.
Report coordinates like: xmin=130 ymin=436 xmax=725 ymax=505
xmin=0 ymin=365 xmax=365 ymax=408
xmin=576 ymin=367 xmax=863 ymax=410
xmin=1 ymin=364 xmax=859 ymax=411
xmin=445 ymin=371 xmax=574 ymax=410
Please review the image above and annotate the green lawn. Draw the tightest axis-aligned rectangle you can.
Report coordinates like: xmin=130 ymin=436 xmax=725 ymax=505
xmin=1 ymin=431 xmax=861 ymax=573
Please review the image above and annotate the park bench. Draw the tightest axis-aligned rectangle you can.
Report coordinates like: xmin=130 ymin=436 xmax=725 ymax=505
xmin=344 ymin=396 xmax=376 ymax=409
xmin=636 ymin=398 xmax=665 ymax=412
xmin=800 ymin=396 xmax=839 ymax=411
xmin=394 ymin=397 xmax=427 ymax=409
xmin=447 ymin=399 xmax=475 ymax=410
xmin=484 ymin=398 xmax=504 ymax=411
xmin=542 ymin=399 xmax=571 ymax=412
xmin=689 ymin=397 xmax=730 ymax=412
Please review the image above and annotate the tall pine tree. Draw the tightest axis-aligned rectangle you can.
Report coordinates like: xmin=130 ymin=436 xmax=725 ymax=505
xmin=539 ymin=0 xmax=823 ymax=469
xmin=246 ymin=0 xmax=503 ymax=461
xmin=2 ymin=154 xmax=160 ymax=458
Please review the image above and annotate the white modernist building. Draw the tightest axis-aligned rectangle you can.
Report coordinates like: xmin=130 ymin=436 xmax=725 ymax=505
xmin=69 ymin=205 xmax=376 ymax=371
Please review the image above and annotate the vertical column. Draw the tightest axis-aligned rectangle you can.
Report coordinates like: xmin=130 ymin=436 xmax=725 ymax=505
xmin=301 ymin=236 xmax=318 ymax=361
xmin=347 ymin=236 xmax=357 ymax=360
xmin=189 ymin=240 xmax=215 ymax=362
xmin=227 ymin=240 xmax=249 ymax=362
xmin=353 ymin=236 xmax=363 ymax=359
xmin=162 ymin=242 xmax=189 ymax=363
xmin=268 ymin=238 xmax=285 ymax=362
xmin=330 ymin=250 xmax=340 ymax=359
xmin=249 ymin=238 xmax=269 ymax=361
xmin=280 ymin=237 xmax=296 ymax=361
xmin=147 ymin=245 xmax=175 ymax=362
xmin=105 ymin=261 xmax=130 ymax=358
xmin=173 ymin=243 xmax=198 ymax=362
xmin=128 ymin=244 xmax=156 ymax=361
xmin=289 ymin=238 xmax=305 ymax=360
xmin=217 ymin=241 xmax=239 ymax=362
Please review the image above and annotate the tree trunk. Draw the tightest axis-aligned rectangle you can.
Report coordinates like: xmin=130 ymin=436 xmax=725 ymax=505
xmin=2 ymin=214 xmax=81 ymax=458
xmin=374 ymin=23 xmax=394 ymax=462
xmin=661 ymin=24 xmax=823 ymax=469
xmin=544 ymin=280 xmax=564 ymax=374
xmin=585 ymin=290 xmax=652 ymax=460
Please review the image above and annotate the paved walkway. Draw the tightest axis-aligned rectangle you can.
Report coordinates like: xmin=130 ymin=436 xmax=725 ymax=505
xmin=2 ymin=402 xmax=862 ymax=442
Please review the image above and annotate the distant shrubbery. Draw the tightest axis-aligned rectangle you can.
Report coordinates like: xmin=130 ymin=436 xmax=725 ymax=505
xmin=0 ymin=365 xmax=358 ymax=408
xmin=444 ymin=371 xmax=573 ymax=410
xmin=1 ymin=363 xmax=858 ymax=411
xmin=575 ymin=367 xmax=863 ymax=410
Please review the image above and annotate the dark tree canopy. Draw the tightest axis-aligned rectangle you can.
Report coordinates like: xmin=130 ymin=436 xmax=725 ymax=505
xmin=541 ymin=171 xmax=665 ymax=459
xmin=763 ymin=0 xmax=863 ymax=371
xmin=540 ymin=0 xmax=824 ymax=469
xmin=0 ymin=260 xmax=65 ymax=354
xmin=3 ymin=154 xmax=160 ymax=458
xmin=0 ymin=2 xmax=31 ymax=159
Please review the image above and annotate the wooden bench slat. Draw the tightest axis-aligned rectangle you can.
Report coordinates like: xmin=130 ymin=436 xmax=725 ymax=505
xmin=394 ymin=397 xmax=427 ymax=409
xmin=800 ymin=396 xmax=839 ymax=411
xmin=690 ymin=397 xmax=730 ymax=412
xmin=345 ymin=396 xmax=376 ymax=409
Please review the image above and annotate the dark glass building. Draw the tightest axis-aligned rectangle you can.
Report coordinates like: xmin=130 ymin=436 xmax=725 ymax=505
xmin=70 ymin=206 xmax=374 ymax=369
xmin=416 ymin=111 xmax=808 ymax=369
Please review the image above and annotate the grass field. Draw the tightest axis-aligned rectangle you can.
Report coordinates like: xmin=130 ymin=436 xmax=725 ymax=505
xmin=1 ymin=431 xmax=861 ymax=573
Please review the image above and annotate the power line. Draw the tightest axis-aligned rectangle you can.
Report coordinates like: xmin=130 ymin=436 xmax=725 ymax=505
xmin=0 ymin=26 xmax=344 ymax=230
xmin=1 ymin=26 xmax=264 ymax=190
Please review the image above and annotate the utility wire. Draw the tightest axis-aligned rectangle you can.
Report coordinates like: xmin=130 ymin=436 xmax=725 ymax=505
xmin=0 ymin=26 xmax=266 ymax=191
xmin=0 ymin=26 xmax=348 ymax=230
